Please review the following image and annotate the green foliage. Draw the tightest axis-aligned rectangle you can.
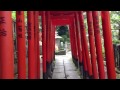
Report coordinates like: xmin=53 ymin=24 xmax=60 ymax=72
xmin=61 ymin=35 xmax=67 ymax=42
xmin=57 ymin=25 xmax=70 ymax=43
xmin=12 ymin=11 xmax=16 ymax=20
xmin=113 ymin=39 xmax=120 ymax=44
xmin=110 ymin=11 xmax=120 ymax=42
xmin=60 ymin=37 xmax=64 ymax=42
xmin=59 ymin=35 xmax=68 ymax=44
xmin=85 ymin=11 xmax=120 ymax=44
xmin=12 ymin=11 xmax=27 ymax=23
xmin=66 ymin=38 xmax=70 ymax=42
xmin=24 ymin=11 xmax=27 ymax=24
xmin=57 ymin=26 xmax=68 ymax=36
xmin=110 ymin=11 xmax=120 ymax=30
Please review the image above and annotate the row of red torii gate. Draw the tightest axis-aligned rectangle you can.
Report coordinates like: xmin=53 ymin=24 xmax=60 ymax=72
xmin=0 ymin=11 xmax=116 ymax=79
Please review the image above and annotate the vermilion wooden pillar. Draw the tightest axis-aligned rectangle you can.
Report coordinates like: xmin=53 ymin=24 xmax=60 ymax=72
xmin=49 ymin=23 xmax=52 ymax=63
xmin=69 ymin=24 xmax=74 ymax=59
xmin=78 ymin=11 xmax=93 ymax=78
xmin=71 ymin=21 xmax=78 ymax=64
xmin=69 ymin=24 xmax=73 ymax=52
xmin=74 ymin=12 xmax=84 ymax=77
xmin=69 ymin=24 xmax=74 ymax=58
xmin=74 ymin=12 xmax=82 ymax=64
xmin=82 ymin=40 xmax=88 ymax=79
xmin=70 ymin=23 xmax=74 ymax=59
xmin=41 ymin=11 xmax=47 ymax=79
xmin=73 ymin=18 xmax=80 ymax=67
xmin=49 ymin=13 xmax=54 ymax=78
xmin=16 ymin=11 xmax=26 ymax=79
xmin=101 ymin=11 xmax=116 ymax=79
xmin=50 ymin=23 xmax=55 ymax=73
xmin=0 ymin=11 xmax=14 ymax=79
xmin=46 ymin=11 xmax=52 ymax=78
xmin=51 ymin=24 xmax=55 ymax=62
xmin=86 ymin=11 xmax=98 ymax=79
xmin=92 ymin=11 xmax=105 ymax=79
xmin=36 ymin=11 xmax=40 ymax=79
xmin=50 ymin=24 xmax=53 ymax=62
xmin=46 ymin=11 xmax=51 ymax=64
xmin=34 ymin=11 xmax=38 ymax=78
xmin=53 ymin=26 xmax=55 ymax=61
xmin=50 ymin=24 xmax=56 ymax=63
xmin=46 ymin=12 xmax=49 ymax=64
xmin=27 ymin=11 xmax=36 ymax=79
xmin=73 ymin=18 xmax=79 ymax=62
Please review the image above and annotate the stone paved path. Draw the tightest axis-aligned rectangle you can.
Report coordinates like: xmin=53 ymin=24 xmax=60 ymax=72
xmin=52 ymin=51 xmax=81 ymax=79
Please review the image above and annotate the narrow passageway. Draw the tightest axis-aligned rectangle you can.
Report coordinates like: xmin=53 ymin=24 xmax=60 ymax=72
xmin=52 ymin=51 xmax=81 ymax=79
xmin=0 ymin=11 xmax=117 ymax=79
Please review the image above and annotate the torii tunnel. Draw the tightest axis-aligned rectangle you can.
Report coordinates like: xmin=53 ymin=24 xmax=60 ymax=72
xmin=0 ymin=11 xmax=116 ymax=79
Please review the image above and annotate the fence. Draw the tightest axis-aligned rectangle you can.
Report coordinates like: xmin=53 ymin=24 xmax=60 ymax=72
xmin=113 ymin=44 xmax=120 ymax=72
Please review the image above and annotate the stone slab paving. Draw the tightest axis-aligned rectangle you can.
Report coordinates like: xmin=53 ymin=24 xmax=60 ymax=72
xmin=54 ymin=68 xmax=64 ymax=73
xmin=55 ymin=60 xmax=64 ymax=62
xmin=67 ymin=75 xmax=81 ymax=79
xmin=52 ymin=51 xmax=81 ymax=79
xmin=55 ymin=63 xmax=64 ymax=66
xmin=64 ymin=62 xmax=73 ymax=64
xmin=64 ymin=63 xmax=75 ymax=67
xmin=54 ymin=65 xmax=64 ymax=69
xmin=66 ymin=71 xmax=80 ymax=76
xmin=52 ymin=73 xmax=66 ymax=79
xmin=65 ymin=64 xmax=77 ymax=71
xmin=64 ymin=59 xmax=71 ymax=62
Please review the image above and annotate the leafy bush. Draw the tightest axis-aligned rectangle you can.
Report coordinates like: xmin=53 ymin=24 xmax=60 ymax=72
xmin=113 ymin=40 xmax=120 ymax=44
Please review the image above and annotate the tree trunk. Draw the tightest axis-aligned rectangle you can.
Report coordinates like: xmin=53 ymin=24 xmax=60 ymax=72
xmin=119 ymin=29 xmax=120 ymax=40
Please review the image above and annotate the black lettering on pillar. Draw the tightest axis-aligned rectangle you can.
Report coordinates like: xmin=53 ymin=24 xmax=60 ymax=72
xmin=34 ymin=25 xmax=36 ymax=37
xmin=81 ymin=20 xmax=85 ymax=31
xmin=0 ymin=28 xmax=7 ymax=36
xmin=17 ymin=18 xmax=22 ymax=23
xmin=0 ymin=17 xmax=6 ymax=24
xmin=0 ymin=16 xmax=7 ymax=36
xmin=28 ymin=32 xmax=31 ymax=40
xmin=17 ymin=11 xmax=22 ymax=15
xmin=18 ymin=34 xmax=23 ymax=38
xmin=17 ymin=12 xmax=23 ymax=38
xmin=17 ymin=25 xmax=23 ymax=38
xmin=18 ymin=26 xmax=22 ymax=32
xmin=94 ymin=16 xmax=100 ymax=34
xmin=89 ymin=21 xmax=93 ymax=36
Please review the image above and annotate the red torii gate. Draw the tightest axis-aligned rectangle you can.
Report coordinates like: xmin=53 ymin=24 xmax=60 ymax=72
xmin=42 ymin=11 xmax=92 ymax=79
xmin=0 ymin=11 xmax=116 ymax=79
xmin=42 ymin=12 xmax=79 ymax=79
xmin=41 ymin=11 xmax=116 ymax=79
